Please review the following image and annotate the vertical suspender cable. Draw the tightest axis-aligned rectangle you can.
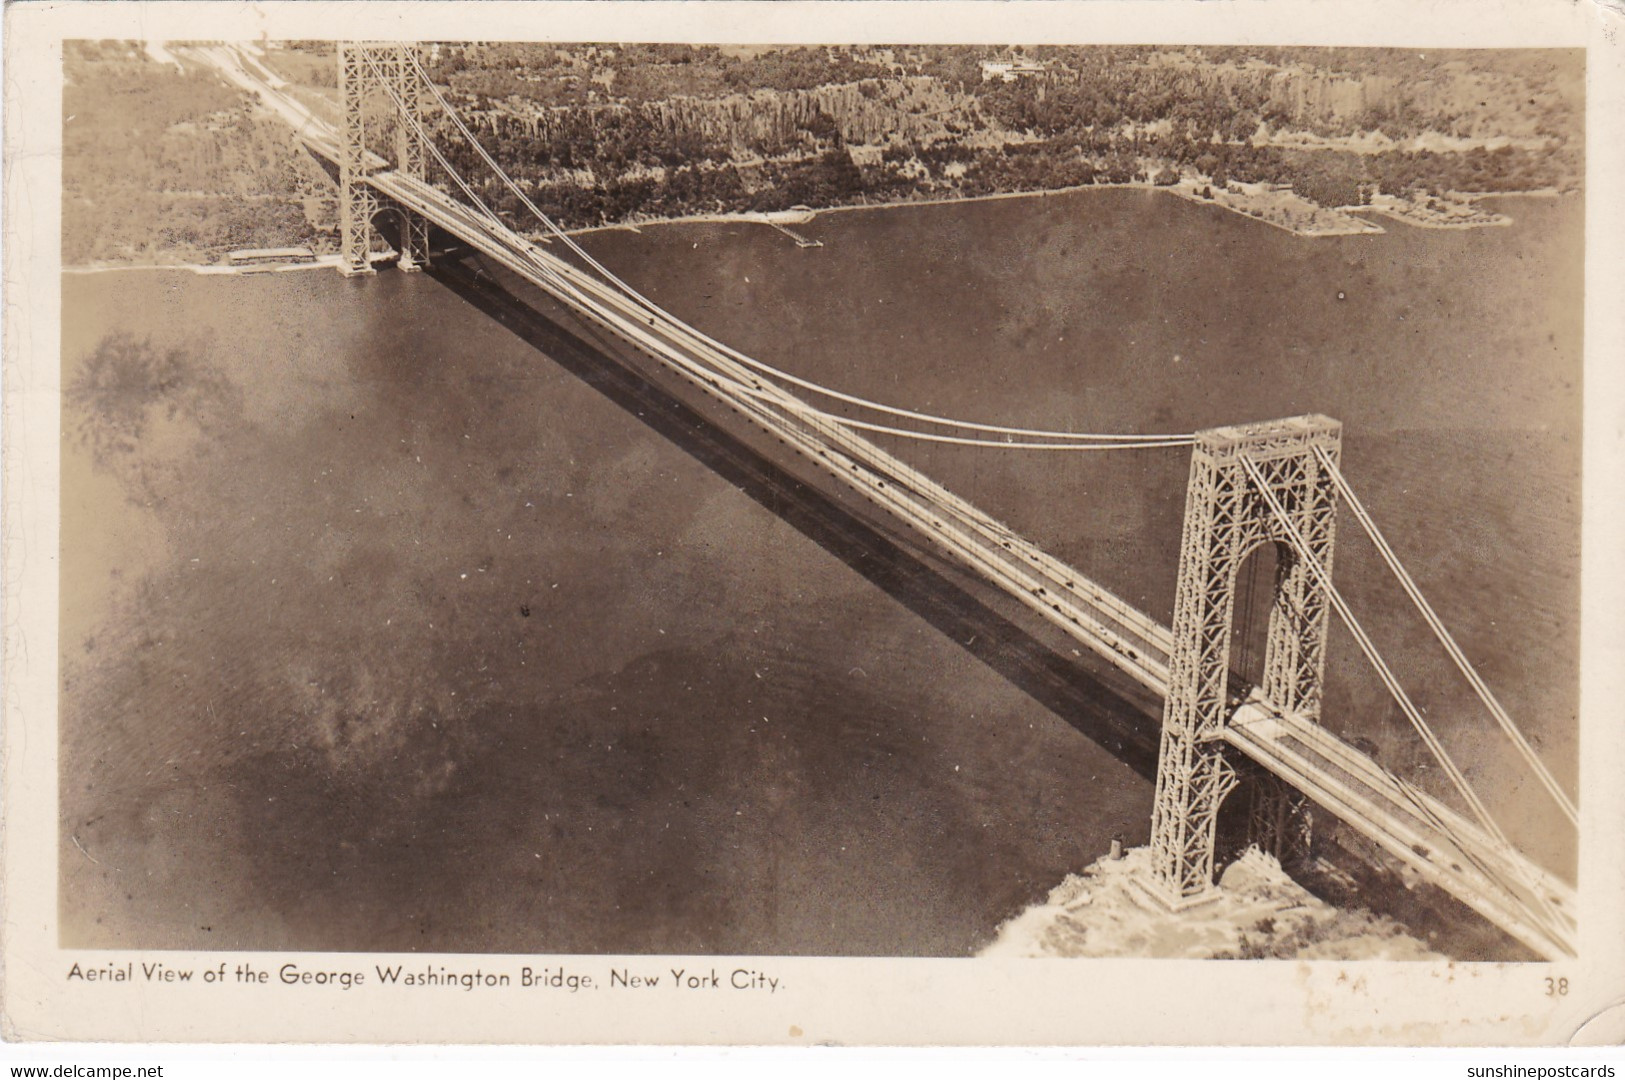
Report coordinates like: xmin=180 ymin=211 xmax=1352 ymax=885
xmin=1313 ymin=446 xmax=1578 ymax=828
xmin=1237 ymin=455 xmax=1513 ymax=852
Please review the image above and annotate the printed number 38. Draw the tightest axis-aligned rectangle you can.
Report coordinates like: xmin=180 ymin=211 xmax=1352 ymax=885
xmin=1545 ymin=977 xmax=1570 ymax=997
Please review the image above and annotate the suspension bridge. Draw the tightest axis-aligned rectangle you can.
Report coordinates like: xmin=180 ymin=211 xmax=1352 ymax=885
xmin=194 ymin=41 xmax=1579 ymax=960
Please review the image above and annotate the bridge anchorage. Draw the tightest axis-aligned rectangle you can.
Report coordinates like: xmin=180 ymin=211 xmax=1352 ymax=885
xmin=1148 ymin=415 xmax=1340 ymax=908
xmin=208 ymin=38 xmax=1578 ymax=958
xmin=338 ymin=42 xmax=432 ymax=276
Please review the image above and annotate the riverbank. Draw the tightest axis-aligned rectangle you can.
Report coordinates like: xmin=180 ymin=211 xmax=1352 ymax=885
xmin=67 ymin=181 xmax=1569 ymax=280
xmin=982 ymin=846 xmax=1440 ymax=960
xmin=524 ymin=178 xmax=1554 ymax=243
xmin=62 ymin=252 xmax=389 ymax=276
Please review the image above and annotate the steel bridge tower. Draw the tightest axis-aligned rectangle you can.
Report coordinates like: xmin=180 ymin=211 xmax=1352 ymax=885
xmin=1147 ymin=415 xmax=1342 ymax=906
xmin=338 ymin=42 xmax=432 ymax=276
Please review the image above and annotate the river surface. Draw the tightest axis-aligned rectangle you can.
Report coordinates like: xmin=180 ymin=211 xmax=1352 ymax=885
xmin=59 ymin=187 xmax=1582 ymax=955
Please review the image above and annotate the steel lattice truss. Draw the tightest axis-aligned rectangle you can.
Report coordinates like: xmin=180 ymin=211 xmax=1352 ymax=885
xmin=339 ymin=42 xmax=431 ymax=276
xmin=1148 ymin=415 xmax=1342 ymax=905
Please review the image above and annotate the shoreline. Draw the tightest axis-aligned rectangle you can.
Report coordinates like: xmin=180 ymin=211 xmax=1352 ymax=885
xmin=62 ymin=252 xmax=384 ymax=277
xmin=562 ymin=181 xmax=1573 ymax=242
xmin=561 ymin=180 xmax=1281 ymax=239
xmin=560 ymin=180 xmax=1567 ymax=241
xmin=557 ymin=182 xmax=1126 ymax=241
xmin=64 ymin=184 xmax=1574 ymax=275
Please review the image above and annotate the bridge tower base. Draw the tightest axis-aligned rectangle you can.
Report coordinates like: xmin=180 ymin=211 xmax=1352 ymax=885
xmin=1246 ymin=771 xmax=1314 ymax=869
xmin=338 ymin=42 xmax=433 ymax=276
xmin=1146 ymin=415 xmax=1342 ymax=908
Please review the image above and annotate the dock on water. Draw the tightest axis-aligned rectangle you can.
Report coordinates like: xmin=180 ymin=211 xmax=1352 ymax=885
xmin=765 ymin=221 xmax=823 ymax=248
xmin=756 ymin=208 xmax=824 ymax=247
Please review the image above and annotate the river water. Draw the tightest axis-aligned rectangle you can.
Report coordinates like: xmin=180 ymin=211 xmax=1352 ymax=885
xmin=59 ymin=187 xmax=1581 ymax=955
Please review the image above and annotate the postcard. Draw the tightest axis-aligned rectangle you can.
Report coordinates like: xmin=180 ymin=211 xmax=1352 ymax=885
xmin=4 ymin=0 xmax=1623 ymax=1047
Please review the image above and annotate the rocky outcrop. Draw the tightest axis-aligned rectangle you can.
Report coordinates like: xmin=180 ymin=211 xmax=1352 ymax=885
xmin=981 ymin=846 xmax=1440 ymax=960
xmin=462 ymin=76 xmax=983 ymax=161
xmin=1263 ymin=64 xmax=1573 ymax=140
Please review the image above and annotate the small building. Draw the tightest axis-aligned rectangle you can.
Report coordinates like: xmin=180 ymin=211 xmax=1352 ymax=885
xmin=980 ymin=59 xmax=1048 ymax=83
xmin=227 ymin=246 xmax=316 ymax=267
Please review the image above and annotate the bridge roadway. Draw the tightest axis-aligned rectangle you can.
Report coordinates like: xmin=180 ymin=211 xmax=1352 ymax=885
xmin=198 ymin=45 xmax=1577 ymax=960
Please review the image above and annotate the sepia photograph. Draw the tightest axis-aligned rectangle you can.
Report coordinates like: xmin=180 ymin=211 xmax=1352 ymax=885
xmin=7 ymin=0 xmax=1625 ymax=1050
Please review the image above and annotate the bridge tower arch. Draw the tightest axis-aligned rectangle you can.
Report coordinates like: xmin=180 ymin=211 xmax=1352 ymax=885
xmin=1147 ymin=414 xmax=1342 ymax=906
xmin=338 ymin=42 xmax=432 ymax=276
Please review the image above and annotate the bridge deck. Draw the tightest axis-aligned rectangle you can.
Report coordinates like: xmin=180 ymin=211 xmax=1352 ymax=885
xmin=196 ymin=43 xmax=1578 ymax=959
